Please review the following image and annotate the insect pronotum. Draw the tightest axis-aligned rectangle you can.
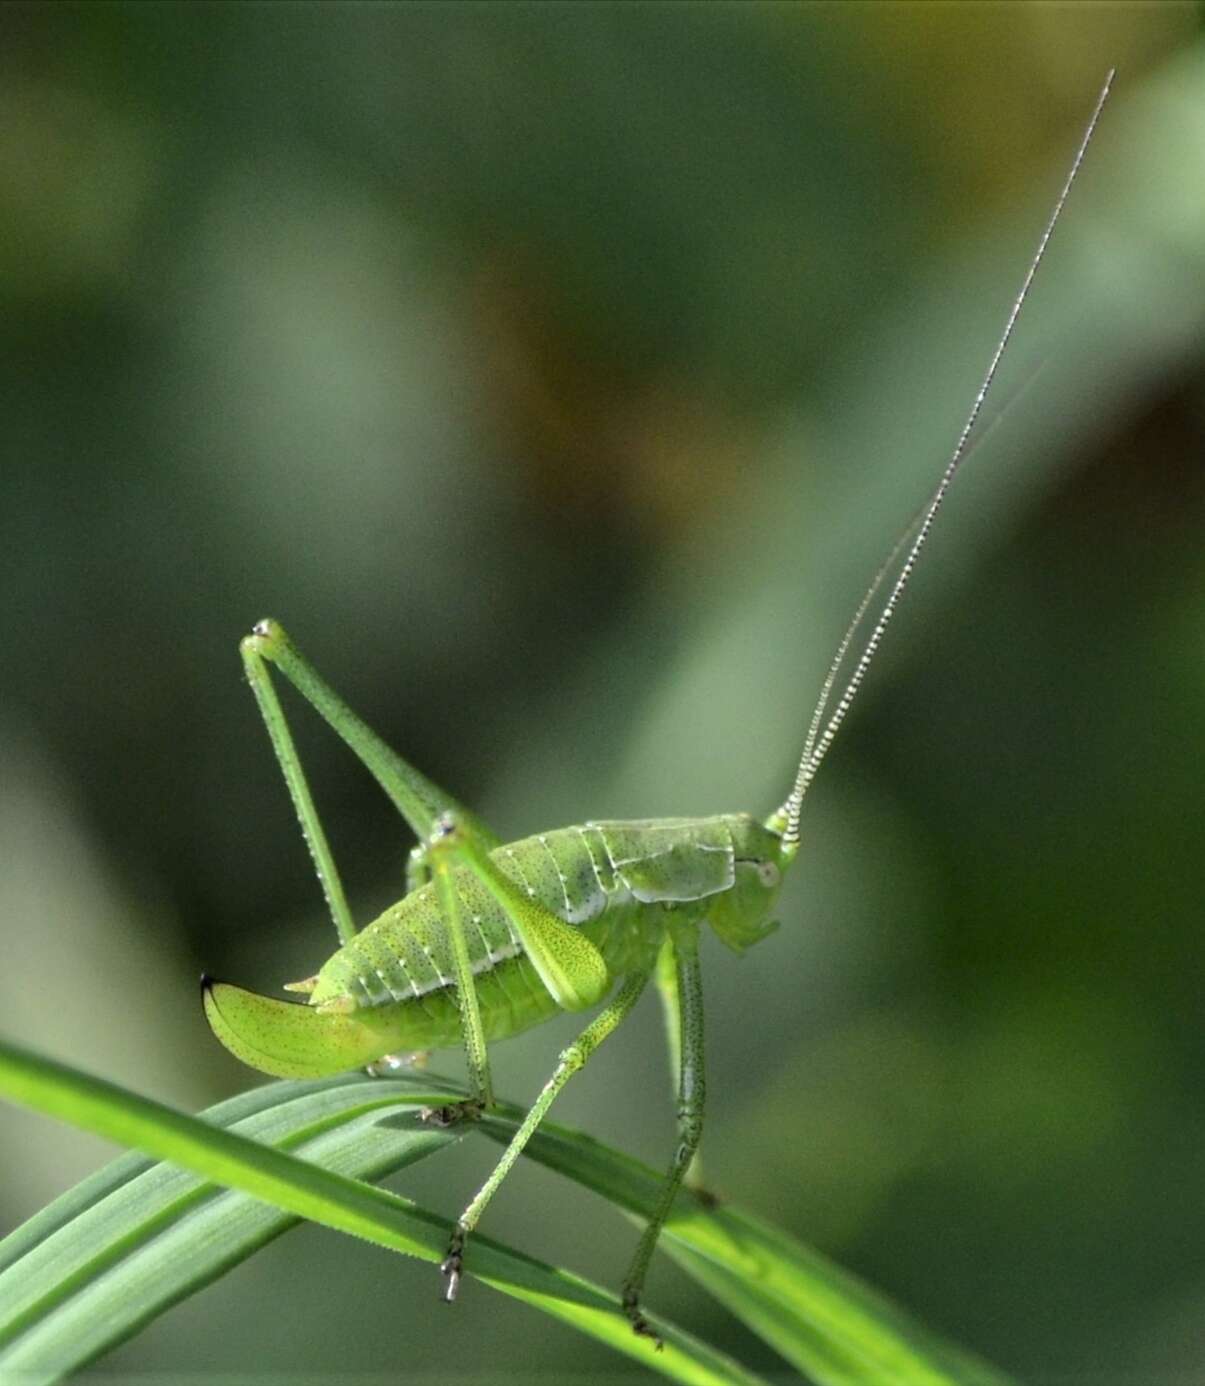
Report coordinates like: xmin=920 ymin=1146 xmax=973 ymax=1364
xmin=203 ymin=73 xmax=1114 ymax=1343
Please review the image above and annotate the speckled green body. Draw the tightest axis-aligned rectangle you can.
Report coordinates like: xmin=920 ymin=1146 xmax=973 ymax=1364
xmin=208 ymin=121 xmax=1113 ymax=1327
xmin=308 ymin=812 xmax=782 ymax=1052
xmin=204 ymin=617 xmax=793 ymax=1328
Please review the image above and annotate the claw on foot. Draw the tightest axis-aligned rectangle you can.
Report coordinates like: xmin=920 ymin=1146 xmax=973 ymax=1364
xmin=419 ymin=1098 xmax=484 ymax=1128
xmin=441 ymin=1228 xmax=466 ymax=1303
xmin=622 ymin=1291 xmax=663 ymax=1350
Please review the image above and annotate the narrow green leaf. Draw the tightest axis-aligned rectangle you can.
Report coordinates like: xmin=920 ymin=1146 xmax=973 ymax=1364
xmin=486 ymin=1120 xmax=1013 ymax=1386
xmin=0 ymin=1076 xmax=461 ymax=1381
xmin=0 ymin=1075 xmax=446 ymax=1280
xmin=0 ymin=1075 xmax=434 ymax=1277
xmin=0 ymin=1040 xmax=1011 ymax=1386
xmin=0 ymin=1043 xmax=769 ymax=1386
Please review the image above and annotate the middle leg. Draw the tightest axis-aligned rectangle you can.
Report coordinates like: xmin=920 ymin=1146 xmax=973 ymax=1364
xmin=440 ymin=967 xmax=651 ymax=1301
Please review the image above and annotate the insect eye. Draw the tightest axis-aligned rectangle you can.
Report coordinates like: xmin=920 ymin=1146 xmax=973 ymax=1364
xmin=757 ymin=861 xmax=780 ymax=889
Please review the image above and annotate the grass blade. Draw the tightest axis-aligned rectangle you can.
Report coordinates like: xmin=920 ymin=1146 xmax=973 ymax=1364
xmin=0 ymin=1076 xmax=460 ymax=1381
xmin=0 ymin=1041 xmax=1010 ymax=1385
xmin=0 ymin=1042 xmax=768 ymax=1386
xmin=492 ymin=1119 xmax=1013 ymax=1386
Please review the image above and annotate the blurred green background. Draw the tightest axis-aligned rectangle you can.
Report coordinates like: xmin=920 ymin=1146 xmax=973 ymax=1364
xmin=3 ymin=2 xmax=1204 ymax=1380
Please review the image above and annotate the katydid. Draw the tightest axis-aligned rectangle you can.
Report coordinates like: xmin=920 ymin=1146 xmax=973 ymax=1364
xmin=204 ymin=74 xmax=1113 ymax=1343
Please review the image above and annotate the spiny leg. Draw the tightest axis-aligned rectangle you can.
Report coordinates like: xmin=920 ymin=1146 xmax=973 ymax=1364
xmin=441 ymin=968 xmax=651 ymax=1302
xmin=422 ymin=816 xmax=495 ymax=1120
xmin=653 ymin=934 xmax=712 ymax=1201
xmin=623 ymin=923 xmax=705 ymax=1343
xmin=241 ymin=620 xmax=500 ymax=850
xmin=241 ymin=623 xmax=497 ymax=1083
xmin=242 ymin=637 xmax=356 ymax=946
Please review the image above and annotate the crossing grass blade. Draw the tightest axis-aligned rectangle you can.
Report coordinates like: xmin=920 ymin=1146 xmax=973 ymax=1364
xmin=0 ymin=1072 xmax=463 ymax=1383
xmin=0 ymin=1041 xmax=1010 ymax=1385
xmin=0 ymin=1041 xmax=766 ymax=1386
xmin=499 ymin=1120 xmax=1013 ymax=1386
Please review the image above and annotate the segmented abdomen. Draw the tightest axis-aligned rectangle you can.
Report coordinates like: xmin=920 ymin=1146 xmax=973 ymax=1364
xmin=311 ymin=816 xmax=744 ymax=1040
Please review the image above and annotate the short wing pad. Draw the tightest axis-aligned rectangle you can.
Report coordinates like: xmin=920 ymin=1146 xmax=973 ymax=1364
xmin=432 ymin=824 xmax=610 ymax=1013
xmin=593 ymin=819 xmax=735 ymax=903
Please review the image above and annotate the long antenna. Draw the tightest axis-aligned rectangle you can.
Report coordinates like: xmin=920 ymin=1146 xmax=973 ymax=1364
xmin=797 ymin=348 xmax=1050 ymax=774
xmin=777 ymin=70 xmax=1114 ymax=856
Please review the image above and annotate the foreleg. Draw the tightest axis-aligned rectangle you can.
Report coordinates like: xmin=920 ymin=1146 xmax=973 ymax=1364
xmin=653 ymin=934 xmax=710 ymax=1197
xmin=622 ymin=923 xmax=705 ymax=1343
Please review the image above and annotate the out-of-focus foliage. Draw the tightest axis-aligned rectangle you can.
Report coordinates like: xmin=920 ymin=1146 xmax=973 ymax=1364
xmin=1 ymin=2 xmax=1202 ymax=1379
